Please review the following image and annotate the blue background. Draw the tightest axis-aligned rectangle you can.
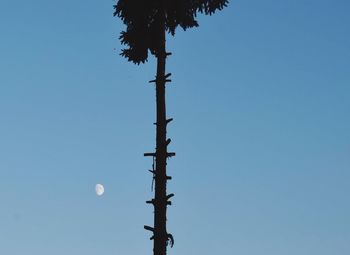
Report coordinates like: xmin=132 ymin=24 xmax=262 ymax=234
xmin=0 ymin=0 xmax=349 ymax=254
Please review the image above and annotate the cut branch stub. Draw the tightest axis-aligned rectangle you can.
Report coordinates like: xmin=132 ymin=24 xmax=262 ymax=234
xmin=153 ymin=118 xmax=173 ymax=126
xmin=148 ymin=73 xmax=172 ymax=84
xmin=167 ymin=152 xmax=176 ymax=157
xmin=144 ymin=152 xmax=156 ymax=157
xmin=146 ymin=199 xmax=155 ymax=205
xmin=166 ymin=118 xmax=173 ymax=124
xmin=166 ymin=194 xmax=174 ymax=200
xmin=166 ymin=193 xmax=174 ymax=206
xmin=167 ymin=233 xmax=174 ymax=248
xmin=144 ymin=225 xmax=154 ymax=232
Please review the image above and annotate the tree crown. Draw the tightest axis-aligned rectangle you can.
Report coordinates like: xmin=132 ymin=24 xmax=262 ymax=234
xmin=114 ymin=0 xmax=229 ymax=64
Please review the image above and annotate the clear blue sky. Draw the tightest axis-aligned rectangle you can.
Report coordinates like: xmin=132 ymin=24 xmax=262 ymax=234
xmin=1 ymin=0 xmax=349 ymax=254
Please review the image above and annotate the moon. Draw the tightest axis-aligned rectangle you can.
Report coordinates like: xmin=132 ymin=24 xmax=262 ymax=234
xmin=95 ymin=184 xmax=104 ymax=196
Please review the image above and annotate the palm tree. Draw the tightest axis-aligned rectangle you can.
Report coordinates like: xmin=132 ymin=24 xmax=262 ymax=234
xmin=114 ymin=1 xmax=228 ymax=254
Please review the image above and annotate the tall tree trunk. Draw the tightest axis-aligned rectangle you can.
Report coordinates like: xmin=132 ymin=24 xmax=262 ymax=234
xmin=154 ymin=15 xmax=168 ymax=255
xmin=143 ymin=6 xmax=173 ymax=255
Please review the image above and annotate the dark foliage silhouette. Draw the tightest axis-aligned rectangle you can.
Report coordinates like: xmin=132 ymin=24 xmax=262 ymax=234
xmin=114 ymin=0 xmax=228 ymax=254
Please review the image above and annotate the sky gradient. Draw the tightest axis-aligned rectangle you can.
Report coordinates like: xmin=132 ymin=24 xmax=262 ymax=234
xmin=0 ymin=0 xmax=349 ymax=254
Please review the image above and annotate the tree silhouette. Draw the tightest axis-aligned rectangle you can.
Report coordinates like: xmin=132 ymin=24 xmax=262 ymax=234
xmin=114 ymin=1 xmax=228 ymax=254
